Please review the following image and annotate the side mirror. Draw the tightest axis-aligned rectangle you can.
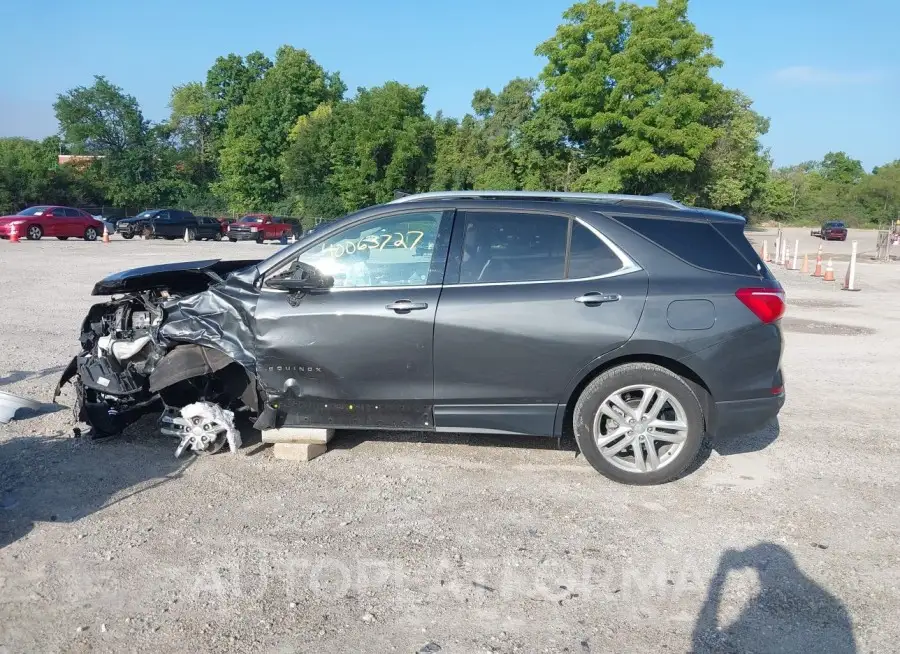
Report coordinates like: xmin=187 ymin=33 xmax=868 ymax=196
xmin=265 ymin=262 xmax=334 ymax=293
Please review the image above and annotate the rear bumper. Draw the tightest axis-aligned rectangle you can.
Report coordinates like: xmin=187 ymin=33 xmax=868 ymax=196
xmin=714 ymin=391 xmax=784 ymax=437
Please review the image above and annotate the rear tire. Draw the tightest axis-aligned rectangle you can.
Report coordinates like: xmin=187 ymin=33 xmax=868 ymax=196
xmin=83 ymin=227 xmax=98 ymax=241
xmin=122 ymin=233 xmax=134 ymax=240
xmin=573 ymin=363 xmax=706 ymax=485
xmin=229 ymin=238 xmax=237 ymax=243
xmin=256 ymin=234 xmax=265 ymax=244
xmin=214 ymin=232 xmax=222 ymax=241
xmin=26 ymin=225 xmax=43 ymax=240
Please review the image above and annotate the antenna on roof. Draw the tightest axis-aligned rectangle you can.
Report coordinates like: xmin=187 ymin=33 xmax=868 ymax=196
xmin=393 ymin=190 xmax=412 ymax=200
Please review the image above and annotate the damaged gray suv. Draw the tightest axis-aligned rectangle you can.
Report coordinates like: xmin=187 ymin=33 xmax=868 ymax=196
xmin=55 ymin=191 xmax=786 ymax=485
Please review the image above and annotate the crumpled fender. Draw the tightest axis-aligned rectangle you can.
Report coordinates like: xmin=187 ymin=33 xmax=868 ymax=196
xmin=148 ymin=345 xmax=236 ymax=392
xmin=157 ymin=273 xmax=260 ymax=370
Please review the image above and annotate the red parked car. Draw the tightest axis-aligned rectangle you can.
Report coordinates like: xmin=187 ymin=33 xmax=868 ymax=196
xmin=226 ymin=214 xmax=294 ymax=243
xmin=0 ymin=205 xmax=105 ymax=241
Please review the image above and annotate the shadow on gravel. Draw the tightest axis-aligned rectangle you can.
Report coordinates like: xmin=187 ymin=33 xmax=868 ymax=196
xmin=0 ymin=435 xmax=193 ymax=550
xmin=714 ymin=419 xmax=780 ymax=457
xmin=672 ymin=420 xmax=780 ymax=481
xmin=0 ymin=365 xmax=66 ymax=388
xmin=691 ymin=543 xmax=856 ymax=653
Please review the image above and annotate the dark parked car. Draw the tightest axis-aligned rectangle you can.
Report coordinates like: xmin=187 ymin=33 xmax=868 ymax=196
xmin=0 ymin=205 xmax=104 ymax=241
xmin=56 ymin=191 xmax=785 ymax=485
xmin=116 ymin=209 xmax=223 ymax=241
xmin=818 ymin=221 xmax=848 ymax=241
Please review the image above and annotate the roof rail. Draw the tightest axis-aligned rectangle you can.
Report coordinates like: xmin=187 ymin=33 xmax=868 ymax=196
xmin=387 ymin=190 xmax=686 ymax=210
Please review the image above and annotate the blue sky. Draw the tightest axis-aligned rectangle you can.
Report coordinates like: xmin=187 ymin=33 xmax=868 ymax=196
xmin=0 ymin=0 xmax=896 ymax=170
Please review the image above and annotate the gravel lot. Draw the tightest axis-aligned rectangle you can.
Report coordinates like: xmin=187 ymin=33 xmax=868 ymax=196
xmin=1 ymin=232 xmax=898 ymax=653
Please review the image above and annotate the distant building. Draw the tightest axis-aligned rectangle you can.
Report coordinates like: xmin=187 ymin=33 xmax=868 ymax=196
xmin=57 ymin=154 xmax=104 ymax=169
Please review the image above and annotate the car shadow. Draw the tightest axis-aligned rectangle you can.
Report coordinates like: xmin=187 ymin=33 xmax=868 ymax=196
xmin=714 ymin=418 xmax=780 ymax=456
xmin=0 ymin=433 xmax=194 ymax=550
xmin=691 ymin=542 xmax=856 ymax=653
xmin=674 ymin=419 xmax=781 ymax=480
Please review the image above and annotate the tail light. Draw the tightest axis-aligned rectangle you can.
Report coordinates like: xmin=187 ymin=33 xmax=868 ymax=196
xmin=735 ymin=287 xmax=785 ymax=324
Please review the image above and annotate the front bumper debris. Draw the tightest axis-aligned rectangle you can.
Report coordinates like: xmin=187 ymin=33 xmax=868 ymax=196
xmin=0 ymin=391 xmax=44 ymax=424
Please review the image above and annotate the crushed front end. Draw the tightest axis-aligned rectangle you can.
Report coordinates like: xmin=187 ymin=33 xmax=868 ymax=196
xmin=54 ymin=259 xmax=264 ymax=456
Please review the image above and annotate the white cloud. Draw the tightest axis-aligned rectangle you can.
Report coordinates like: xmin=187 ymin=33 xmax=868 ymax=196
xmin=772 ymin=66 xmax=885 ymax=86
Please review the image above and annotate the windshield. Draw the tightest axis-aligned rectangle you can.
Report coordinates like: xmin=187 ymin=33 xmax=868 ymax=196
xmin=239 ymin=216 xmax=265 ymax=223
xmin=136 ymin=211 xmax=157 ymax=219
xmin=16 ymin=206 xmax=51 ymax=216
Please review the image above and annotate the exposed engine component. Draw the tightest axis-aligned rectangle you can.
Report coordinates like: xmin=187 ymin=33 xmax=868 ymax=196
xmin=54 ymin=258 xmax=265 ymax=445
xmin=160 ymin=402 xmax=241 ymax=458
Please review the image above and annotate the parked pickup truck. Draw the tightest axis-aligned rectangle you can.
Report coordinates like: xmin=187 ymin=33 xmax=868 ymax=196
xmin=811 ymin=221 xmax=848 ymax=241
xmin=227 ymin=214 xmax=294 ymax=243
xmin=117 ymin=209 xmax=223 ymax=241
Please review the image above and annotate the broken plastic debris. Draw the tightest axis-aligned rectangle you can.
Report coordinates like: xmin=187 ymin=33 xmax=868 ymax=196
xmin=0 ymin=391 xmax=44 ymax=424
xmin=159 ymin=401 xmax=241 ymax=458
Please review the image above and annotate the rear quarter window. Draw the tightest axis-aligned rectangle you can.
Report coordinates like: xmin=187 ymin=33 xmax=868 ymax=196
xmin=611 ymin=215 xmax=763 ymax=277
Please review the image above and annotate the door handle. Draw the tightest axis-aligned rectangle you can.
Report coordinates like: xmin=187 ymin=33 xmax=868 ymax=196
xmin=386 ymin=300 xmax=429 ymax=313
xmin=574 ymin=292 xmax=621 ymax=306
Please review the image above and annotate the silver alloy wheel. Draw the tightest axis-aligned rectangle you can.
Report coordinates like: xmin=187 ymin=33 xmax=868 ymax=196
xmin=84 ymin=227 xmax=97 ymax=241
xmin=27 ymin=225 xmax=42 ymax=240
xmin=592 ymin=384 xmax=689 ymax=474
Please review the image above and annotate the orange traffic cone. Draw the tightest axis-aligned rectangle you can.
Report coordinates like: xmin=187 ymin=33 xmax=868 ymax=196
xmin=9 ymin=223 xmax=20 ymax=243
xmin=800 ymin=253 xmax=809 ymax=274
xmin=823 ymin=259 xmax=835 ymax=282
xmin=811 ymin=252 xmax=823 ymax=277
xmin=102 ymin=224 xmax=110 ymax=244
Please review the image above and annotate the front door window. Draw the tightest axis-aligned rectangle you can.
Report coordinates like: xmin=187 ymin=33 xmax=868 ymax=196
xmin=292 ymin=211 xmax=447 ymax=288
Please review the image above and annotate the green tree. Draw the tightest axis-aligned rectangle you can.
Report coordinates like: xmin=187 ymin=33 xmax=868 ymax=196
xmin=536 ymin=0 xmax=728 ymax=194
xmin=0 ymin=137 xmax=103 ymax=213
xmin=430 ymin=114 xmax=488 ymax=191
xmin=214 ymin=46 xmax=345 ymax=211
xmin=283 ymin=82 xmax=435 ymax=216
xmin=856 ymin=161 xmax=900 ymax=225
xmin=205 ymin=52 xmax=272 ymax=123
xmin=170 ymin=83 xmax=217 ymax=161
xmin=695 ymin=91 xmax=771 ymax=213
xmin=820 ymin=151 xmax=865 ymax=185
xmin=55 ymin=76 xmax=176 ymax=208
xmin=54 ymin=76 xmax=149 ymax=155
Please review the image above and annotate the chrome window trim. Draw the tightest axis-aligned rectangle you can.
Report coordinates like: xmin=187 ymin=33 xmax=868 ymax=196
xmin=260 ymin=212 xmax=642 ymax=293
xmin=450 ymin=215 xmax=641 ymax=288
xmin=260 ymin=284 xmax=442 ymax=294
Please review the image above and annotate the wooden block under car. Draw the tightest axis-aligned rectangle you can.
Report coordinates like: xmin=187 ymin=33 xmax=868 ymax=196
xmin=261 ymin=427 xmax=334 ymax=445
xmin=272 ymin=442 xmax=327 ymax=462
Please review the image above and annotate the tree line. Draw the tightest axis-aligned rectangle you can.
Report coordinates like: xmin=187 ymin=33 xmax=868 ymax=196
xmin=1 ymin=0 xmax=897 ymax=228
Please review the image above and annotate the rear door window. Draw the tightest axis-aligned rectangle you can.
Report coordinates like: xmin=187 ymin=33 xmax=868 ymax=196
xmin=611 ymin=215 xmax=762 ymax=276
xmin=457 ymin=211 xmax=568 ymax=283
